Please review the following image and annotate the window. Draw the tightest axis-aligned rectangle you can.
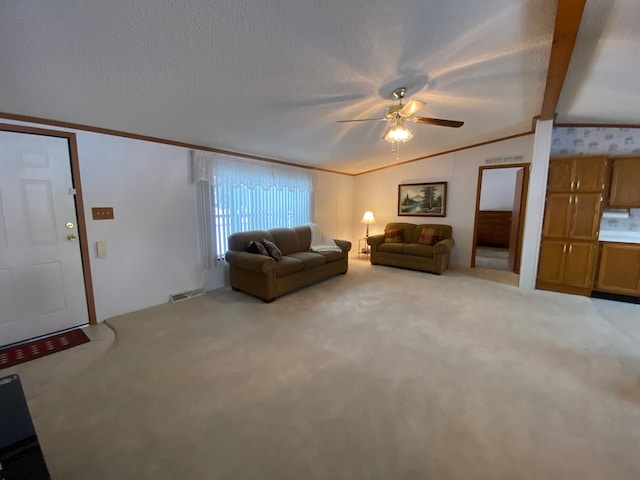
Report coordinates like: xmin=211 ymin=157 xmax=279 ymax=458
xmin=214 ymin=182 xmax=311 ymax=256
xmin=191 ymin=151 xmax=313 ymax=265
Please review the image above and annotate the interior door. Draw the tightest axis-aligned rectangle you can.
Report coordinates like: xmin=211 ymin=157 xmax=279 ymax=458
xmin=0 ymin=130 xmax=88 ymax=347
xmin=508 ymin=167 xmax=524 ymax=273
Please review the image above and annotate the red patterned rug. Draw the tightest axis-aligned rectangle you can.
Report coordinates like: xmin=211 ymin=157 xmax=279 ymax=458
xmin=0 ymin=329 xmax=90 ymax=370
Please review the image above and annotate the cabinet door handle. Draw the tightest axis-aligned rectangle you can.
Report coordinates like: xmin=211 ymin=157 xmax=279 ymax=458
xmin=576 ymin=180 xmax=580 ymax=190
xmin=571 ymin=180 xmax=575 ymax=190
xmin=569 ymin=244 xmax=572 ymax=253
xmin=575 ymin=196 xmax=578 ymax=205
xmin=563 ymin=244 xmax=567 ymax=253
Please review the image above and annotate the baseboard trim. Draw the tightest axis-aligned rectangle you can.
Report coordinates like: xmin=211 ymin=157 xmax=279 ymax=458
xmin=591 ymin=290 xmax=640 ymax=304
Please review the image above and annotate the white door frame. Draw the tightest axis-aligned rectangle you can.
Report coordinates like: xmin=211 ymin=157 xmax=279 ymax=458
xmin=1 ymin=122 xmax=97 ymax=325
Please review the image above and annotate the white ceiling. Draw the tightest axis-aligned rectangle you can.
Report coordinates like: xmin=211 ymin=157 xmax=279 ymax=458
xmin=557 ymin=0 xmax=640 ymax=124
xmin=1 ymin=1 xmax=638 ymax=174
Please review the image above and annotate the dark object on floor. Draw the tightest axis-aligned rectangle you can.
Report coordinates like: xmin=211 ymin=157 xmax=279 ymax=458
xmin=0 ymin=329 xmax=90 ymax=370
xmin=0 ymin=374 xmax=51 ymax=479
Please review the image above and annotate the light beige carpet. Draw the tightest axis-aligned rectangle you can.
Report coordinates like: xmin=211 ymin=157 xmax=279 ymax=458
xmin=475 ymin=246 xmax=510 ymax=271
xmin=6 ymin=262 xmax=640 ymax=479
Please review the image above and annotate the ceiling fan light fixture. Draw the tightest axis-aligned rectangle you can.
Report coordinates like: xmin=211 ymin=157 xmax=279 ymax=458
xmin=383 ymin=121 xmax=413 ymax=143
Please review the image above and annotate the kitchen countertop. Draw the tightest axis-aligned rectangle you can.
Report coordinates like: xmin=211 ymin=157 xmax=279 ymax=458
xmin=598 ymin=230 xmax=640 ymax=244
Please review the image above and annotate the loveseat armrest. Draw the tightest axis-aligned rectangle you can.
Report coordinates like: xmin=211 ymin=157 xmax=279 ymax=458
xmin=367 ymin=234 xmax=385 ymax=247
xmin=334 ymin=239 xmax=352 ymax=254
xmin=433 ymin=237 xmax=455 ymax=254
xmin=225 ymin=251 xmax=276 ymax=273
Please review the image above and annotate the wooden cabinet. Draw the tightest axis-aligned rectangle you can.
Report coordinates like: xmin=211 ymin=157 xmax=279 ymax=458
xmin=547 ymin=156 xmax=608 ymax=193
xmin=538 ymin=156 xmax=607 ymax=296
xmin=608 ymin=157 xmax=640 ymax=207
xmin=542 ymin=192 xmax=602 ymax=240
xmin=537 ymin=240 xmax=566 ymax=284
xmin=563 ymin=242 xmax=598 ymax=288
xmin=538 ymin=240 xmax=597 ymax=291
xmin=594 ymin=242 xmax=640 ymax=296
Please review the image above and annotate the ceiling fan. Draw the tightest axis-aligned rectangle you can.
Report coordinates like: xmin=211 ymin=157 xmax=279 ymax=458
xmin=338 ymin=87 xmax=463 ymax=143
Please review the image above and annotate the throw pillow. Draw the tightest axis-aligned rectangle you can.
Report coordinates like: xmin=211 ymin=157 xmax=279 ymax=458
xmin=245 ymin=240 xmax=269 ymax=256
xmin=261 ymin=238 xmax=282 ymax=260
xmin=418 ymin=227 xmax=443 ymax=246
xmin=384 ymin=228 xmax=403 ymax=243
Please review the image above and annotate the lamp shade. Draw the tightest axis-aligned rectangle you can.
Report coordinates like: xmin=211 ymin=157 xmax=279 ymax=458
xmin=383 ymin=121 xmax=413 ymax=143
xmin=360 ymin=211 xmax=375 ymax=224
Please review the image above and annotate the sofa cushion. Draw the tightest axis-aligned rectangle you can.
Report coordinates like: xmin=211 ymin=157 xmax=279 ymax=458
xmin=269 ymin=228 xmax=303 ymax=255
xmin=418 ymin=227 xmax=443 ymax=246
xmin=293 ymin=226 xmax=312 ymax=250
xmin=245 ymin=240 xmax=269 ymax=256
xmin=384 ymin=228 xmax=403 ymax=243
xmin=262 ymin=239 xmax=283 ymax=260
xmin=315 ymin=250 xmax=344 ymax=263
xmin=274 ymin=256 xmax=304 ymax=278
xmin=403 ymin=243 xmax=435 ymax=258
xmin=410 ymin=224 xmax=453 ymax=243
xmin=288 ymin=252 xmax=327 ymax=269
xmin=385 ymin=223 xmax=416 ymax=243
xmin=377 ymin=242 xmax=405 ymax=254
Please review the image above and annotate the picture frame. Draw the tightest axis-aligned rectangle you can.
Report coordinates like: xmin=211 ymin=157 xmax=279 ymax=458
xmin=398 ymin=182 xmax=447 ymax=217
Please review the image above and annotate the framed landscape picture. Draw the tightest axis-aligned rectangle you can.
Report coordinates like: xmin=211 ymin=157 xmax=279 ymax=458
xmin=398 ymin=182 xmax=447 ymax=217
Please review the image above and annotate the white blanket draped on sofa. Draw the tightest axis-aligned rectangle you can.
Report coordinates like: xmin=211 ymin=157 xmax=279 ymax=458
xmin=308 ymin=223 xmax=343 ymax=253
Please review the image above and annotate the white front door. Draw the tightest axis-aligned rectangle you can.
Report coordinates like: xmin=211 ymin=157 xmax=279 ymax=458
xmin=0 ymin=130 xmax=89 ymax=347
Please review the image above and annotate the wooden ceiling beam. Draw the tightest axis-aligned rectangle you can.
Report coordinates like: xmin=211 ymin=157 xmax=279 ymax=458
xmin=539 ymin=0 xmax=587 ymax=121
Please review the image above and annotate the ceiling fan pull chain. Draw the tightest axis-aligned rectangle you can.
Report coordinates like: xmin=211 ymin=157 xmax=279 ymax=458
xmin=391 ymin=141 xmax=400 ymax=161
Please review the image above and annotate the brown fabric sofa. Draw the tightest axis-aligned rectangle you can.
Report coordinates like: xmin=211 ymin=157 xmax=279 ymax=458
xmin=367 ymin=222 xmax=455 ymax=274
xmin=225 ymin=226 xmax=351 ymax=302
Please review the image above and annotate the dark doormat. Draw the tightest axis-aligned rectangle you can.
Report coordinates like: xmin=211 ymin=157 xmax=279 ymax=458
xmin=0 ymin=329 xmax=90 ymax=370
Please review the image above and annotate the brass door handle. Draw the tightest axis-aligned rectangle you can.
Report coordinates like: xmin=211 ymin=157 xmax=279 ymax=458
xmin=67 ymin=234 xmax=77 ymax=241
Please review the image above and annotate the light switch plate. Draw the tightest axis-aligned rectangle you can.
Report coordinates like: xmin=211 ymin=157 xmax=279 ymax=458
xmin=96 ymin=241 xmax=107 ymax=258
xmin=92 ymin=207 xmax=114 ymax=220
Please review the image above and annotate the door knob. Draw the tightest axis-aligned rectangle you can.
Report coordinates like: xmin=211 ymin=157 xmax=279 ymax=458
xmin=67 ymin=234 xmax=77 ymax=241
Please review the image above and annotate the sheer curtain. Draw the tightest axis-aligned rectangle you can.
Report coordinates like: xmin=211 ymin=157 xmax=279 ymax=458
xmin=191 ymin=150 xmax=314 ymax=266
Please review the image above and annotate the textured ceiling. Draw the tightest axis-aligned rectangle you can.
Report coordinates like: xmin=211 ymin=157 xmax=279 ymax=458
xmin=557 ymin=0 xmax=640 ymax=125
xmin=0 ymin=1 xmax=636 ymax=174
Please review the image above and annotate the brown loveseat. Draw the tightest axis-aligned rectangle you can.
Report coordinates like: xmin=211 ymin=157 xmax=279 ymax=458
xmin=367 ymin=222 xmax=455 ymax=274
xmin=225 ymin=226 xmax=351 ymax=302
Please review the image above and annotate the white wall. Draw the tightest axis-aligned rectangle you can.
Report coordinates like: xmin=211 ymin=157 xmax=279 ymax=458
xmin=313 ymin=170 xmax=354 ymax=242
xmin=2 ymin=119 xmax=353 ymax=321
xmin=353 ymin=135 xmax=535 ymax=267
xmin=479 ymin=168 xmax=519 ymax=210
xmin=519 ymin=120 xmax=553 ymax=289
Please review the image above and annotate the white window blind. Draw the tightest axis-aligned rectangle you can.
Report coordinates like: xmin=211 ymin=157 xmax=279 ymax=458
xmin=191 ymin=151 xmax=313 ymax=265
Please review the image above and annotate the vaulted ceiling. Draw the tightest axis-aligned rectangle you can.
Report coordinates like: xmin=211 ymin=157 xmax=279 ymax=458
xmin=1 ymin=1 xmax=638 ymax=175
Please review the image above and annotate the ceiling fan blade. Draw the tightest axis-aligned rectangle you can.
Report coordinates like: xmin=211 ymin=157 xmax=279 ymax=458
xmin=413 ymin=117 xmax=464 ymax=128
xmin=337 ymin=118 xmax=385 ymax=123
xmin=399 ymin=100 xmax=426 ymax=117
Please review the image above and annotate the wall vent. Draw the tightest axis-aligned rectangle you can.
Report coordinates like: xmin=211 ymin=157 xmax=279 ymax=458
xmin=485 ymin=155 xmax=524 ymax=165
xmin=169 ymin=288 xmax=205 ymax=303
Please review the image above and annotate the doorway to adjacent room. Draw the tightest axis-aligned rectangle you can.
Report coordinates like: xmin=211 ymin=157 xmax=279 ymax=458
xmin=472 ymin=163 xmax=530 ymax=274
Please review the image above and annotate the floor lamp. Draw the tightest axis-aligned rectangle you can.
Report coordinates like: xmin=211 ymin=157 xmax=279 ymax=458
xmin=360 ymin=211 xmax=376 ymax=253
